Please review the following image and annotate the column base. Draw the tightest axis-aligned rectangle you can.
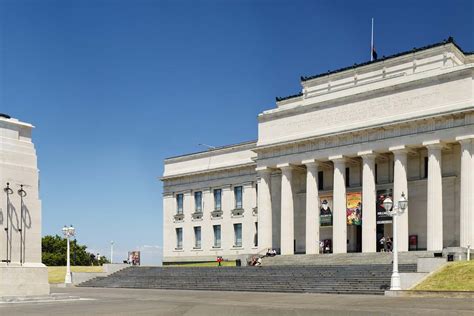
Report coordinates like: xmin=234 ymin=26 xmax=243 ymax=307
xmin=0 ymin=265 xmax=50 ymax=297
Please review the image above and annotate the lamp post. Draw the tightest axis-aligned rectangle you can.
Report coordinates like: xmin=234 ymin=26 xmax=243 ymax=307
xmin=110 ymin=240 xmax=114 ymax=264
xmin=62 ymin=225 xmax=75 ymax=284
xmin=383 ymin=192 xmax=408 ymax=291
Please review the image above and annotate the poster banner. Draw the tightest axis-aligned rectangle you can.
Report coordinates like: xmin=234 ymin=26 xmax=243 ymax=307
xmin=319 ymin=196 xmax=333 ymax=227
xmin=346 ymin=192 xmax=362 ymax=225
xmin=128 ymin=251 xmax=141 ymax=266
xmin=376 ymin=189 xmax=393 ymax=224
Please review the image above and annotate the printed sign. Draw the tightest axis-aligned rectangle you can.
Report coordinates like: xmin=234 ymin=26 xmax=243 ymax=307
xmin=319 ymin=196 xmax=333 ymax=227
xmin=128 ymin=251 xmax=141 ymax=266
xmin=346 ymin=192 xmax=362 ymax=225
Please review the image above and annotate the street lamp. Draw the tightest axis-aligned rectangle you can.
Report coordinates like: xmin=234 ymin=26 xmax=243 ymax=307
xmin=383 ymin=192 xmax=408 ymax=291
xmin=62 ymin=225 xmax=75 ymax=284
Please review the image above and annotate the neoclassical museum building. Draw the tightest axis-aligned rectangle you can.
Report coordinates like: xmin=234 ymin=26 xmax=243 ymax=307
xmin=161 ymin=39 xmax=474 ymax=263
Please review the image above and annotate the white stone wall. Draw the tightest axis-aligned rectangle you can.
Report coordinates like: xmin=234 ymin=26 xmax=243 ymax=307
xmin=0 ymin=117 xmax=42 ymax=265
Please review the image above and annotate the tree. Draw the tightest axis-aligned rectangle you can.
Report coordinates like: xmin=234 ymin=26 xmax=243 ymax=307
xmin=41 ymin=235 xmax=109 ymax=266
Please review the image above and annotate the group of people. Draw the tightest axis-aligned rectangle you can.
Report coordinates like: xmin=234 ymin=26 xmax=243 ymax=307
xmin=248 ymin=248 xmax=278 ymax=266
xmin=379 ymin=236 xmax=393 ymax=252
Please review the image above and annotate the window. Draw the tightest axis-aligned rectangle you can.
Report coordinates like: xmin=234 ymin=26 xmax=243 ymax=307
xmin=345 ymin=167 xmax=350 ymax=188
xmin=214 ymin=189 xmax=222 ymax=211
xmin=176 ymin=194 xmax=183 ymax=214
xmin=234 ymin=223 xmax=242 ymax=247
xmin=194 ymin=226 xmax=201 ymax=249
xmin=213 ymin=225 xmax=221 ymax=248
xmin=423 ymin=156 xmax=428 ymax=179
xmin=318 ymin=171 xmax=324 ymax=191
xmin=254 ymin=222 xmax=258 ymax=247
xmin=234 ymin=186 xmax=243 ymax=209
xmin=194 ymin=191 xmax=202 ymax=212
xmin=176 ymin=228 xmax=183 ymax=249
xmin=255 ymin=183 xmax=258 ymax=206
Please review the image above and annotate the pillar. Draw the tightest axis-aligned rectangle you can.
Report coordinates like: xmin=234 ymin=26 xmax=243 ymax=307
xmin=359 ymin=151 xmax=377 ymax=253
xmin=390 ymin=146 xmax=409 ymax=252
xmin=278 ymin=163 xmax=295 ymax=255
xmin=424 ymin=140 xmax=444 ymax=251
xmin=456 ymin=136 xmax=474 ymax=248
xmin=330 ymin=156 xmax=347 ymax=254
xmin=303 ymin=159 xmax=319 ymax=254
xmin=256 ymin=167 xmax=273 ymax=251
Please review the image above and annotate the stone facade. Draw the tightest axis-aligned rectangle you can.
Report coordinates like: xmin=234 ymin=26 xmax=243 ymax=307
xmin=162 ymin=40 xmax=474 ymax=263
xmin=0 ymin=115 xmax=49 ymax=296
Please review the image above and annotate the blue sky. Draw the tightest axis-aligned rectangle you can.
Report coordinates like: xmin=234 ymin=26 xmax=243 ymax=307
xmin=0 ymin=0 xmax=472 ymax=265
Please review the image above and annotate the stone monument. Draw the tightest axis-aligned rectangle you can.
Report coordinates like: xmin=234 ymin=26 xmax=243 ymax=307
xmin=0 ymin=113 xmax=49 ymax=297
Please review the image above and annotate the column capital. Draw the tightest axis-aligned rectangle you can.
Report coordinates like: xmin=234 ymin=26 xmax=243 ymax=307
xmin=423 ymin=140 xmax=446 ymax=150
xmin=456 ymin=135 xmax=474 ymax=144
xmin=357 ymin=150 xmax=377 ymax=158
xmin=276 ymin=163 xmax=294 ymax=171
xmin=328 ymin=155 xmax=346 ymax=163
xmin=358 ymin=150 xmax=377 ymax=160
xmin=256 ymin=166 xmax=272 ymax=176
xmin=389 ymin=145 xmax=416 ymax=156
xmin=302 ymin=159 xmax=319 ymax=170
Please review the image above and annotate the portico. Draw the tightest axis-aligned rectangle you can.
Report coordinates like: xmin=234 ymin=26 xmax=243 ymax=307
xmin=255 ymin=133 xmax=473 ymax=255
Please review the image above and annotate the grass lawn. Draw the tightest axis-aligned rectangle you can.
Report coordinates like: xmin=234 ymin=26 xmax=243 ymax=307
xmin=165 ymin=261 xmax=236 ymax=267
xmin=47 ymin=266 xmax=104 ymax=284
xmin=413 ymin=261 xmax=474 ymax=291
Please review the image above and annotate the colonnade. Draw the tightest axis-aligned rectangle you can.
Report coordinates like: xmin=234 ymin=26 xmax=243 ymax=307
xmin=257 ymin=137 xmax=474 ymax=255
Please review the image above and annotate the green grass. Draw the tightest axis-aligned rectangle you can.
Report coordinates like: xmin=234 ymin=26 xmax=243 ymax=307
xmin=165 ymin=261 xmax=236 ymax=267
xmin=413 ymin=261 xmax=474 ymax=291
xmin=47 ymin=266 xmax=104 ymax=284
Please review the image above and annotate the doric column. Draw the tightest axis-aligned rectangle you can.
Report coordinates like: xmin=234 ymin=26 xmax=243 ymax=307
xmin=390 ymin=146 xmax=409 ymax=252
xmin=303 ymin=159 xmax=319 ymax=254
xmin=256 ymin=167 xmax=273 ymax=252
xmin=423 ymin=140 xmax=444 ymax=251
xmin=330 ymin=155 xmax=347 ymax=254
xmin=277 ymin=163 xmax=295 ymax=255
xmin=456 ymin=135 xmax=474 ymax=248
xmin=359 ymin=151 xmax=377 ymax=253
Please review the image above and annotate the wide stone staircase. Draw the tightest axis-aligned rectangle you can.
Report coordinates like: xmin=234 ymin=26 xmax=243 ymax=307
xmin=262 ymin=251 xmax=436 ymax=266
xmin=78 ymin=263 xmax=417 ymax=295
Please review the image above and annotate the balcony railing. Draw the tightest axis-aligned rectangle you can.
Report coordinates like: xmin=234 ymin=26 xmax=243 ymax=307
xmin=173 ymin=213 xmax=184 ymax=221
xmin=191 ymin=212 xmax=203 ymax=220
xmin=231 ymin=208 xmax=244 ymax=217
xmin=211 ymin=210 xmax=223 ymax=218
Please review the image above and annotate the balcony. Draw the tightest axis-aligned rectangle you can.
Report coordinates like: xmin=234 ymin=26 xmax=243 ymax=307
xmin=173 ymin=213 xmax=184 ymax=222
xmin=211 ymin=210 xmax=223 ymax=218
xmin=191 ymin=212 xmax=203 ymax=220
xmin=231 ymin=208 xmax=244 ymax=217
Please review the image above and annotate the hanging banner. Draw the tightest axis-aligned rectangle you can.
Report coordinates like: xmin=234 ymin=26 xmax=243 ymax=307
xmin=128 ymin=251 xmax=141 ymax=266
xmin=376 ymin=189 xmax=393 ymax=224
xmin=346 ymin=192 xmax=362 ymax=225
xmin=319 ymin=196 xmax=333 ymax=227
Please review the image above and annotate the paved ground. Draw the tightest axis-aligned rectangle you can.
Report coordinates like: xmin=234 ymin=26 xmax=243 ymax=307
xmin=0 ymin=287 xmax=473 ymax=315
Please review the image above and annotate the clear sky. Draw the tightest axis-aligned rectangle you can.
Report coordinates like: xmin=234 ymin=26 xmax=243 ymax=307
xmin=0 ymin=0 xmax=472 ymax=265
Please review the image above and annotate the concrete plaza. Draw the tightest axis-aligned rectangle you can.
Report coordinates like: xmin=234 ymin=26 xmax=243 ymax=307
xmin=0 ymin=287 xmax=472 ymax=315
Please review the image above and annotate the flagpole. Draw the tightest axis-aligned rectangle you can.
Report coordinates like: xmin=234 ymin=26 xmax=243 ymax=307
xmin=371 ymin=18 xmax=374 ymax=61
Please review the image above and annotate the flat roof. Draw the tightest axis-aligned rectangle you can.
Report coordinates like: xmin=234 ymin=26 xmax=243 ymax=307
xmin=164 ymin=139 xmax=257 ymax=161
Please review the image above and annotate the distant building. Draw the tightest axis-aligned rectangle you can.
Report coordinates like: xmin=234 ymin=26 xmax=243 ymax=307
xmin=161 ymin=39 xmax=474 ymax=263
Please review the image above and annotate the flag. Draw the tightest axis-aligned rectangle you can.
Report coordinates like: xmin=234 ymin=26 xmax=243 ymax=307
xmin=371 ymin=45 xmax=378 ymax=61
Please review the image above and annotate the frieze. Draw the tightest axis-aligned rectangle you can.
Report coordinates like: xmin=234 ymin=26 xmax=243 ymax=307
xmin=256 ymin=112 xmax=472 ymax=160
